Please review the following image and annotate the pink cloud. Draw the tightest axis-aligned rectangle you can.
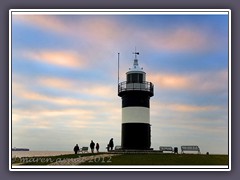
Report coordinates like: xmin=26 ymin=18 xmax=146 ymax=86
xmin=76 ymin=18 xmax=123 ymax=44
xmin=138 ymin=24 xmax=225 ymax=53
xmin=38 ymin=77 xmax=76 ymax=89
xmin=14 ymin=14 xmax=223 ymax=53
xmin=151 ymin=101 xmax=224 ymax=114
xmin=12 ymin=79 xmax=121 ymax=130
xmin=148 ymin=73 xmax=189 ymax=89
xmin=13 ymin=15 xmax=123 ymax=46
xmin=38 ymin=76 xmax=116 ymax=98
xmin=166 ymin=103 xmax=223 ymax=112
xmin=13 ymin=77 xmax=117 ymax=108
xmin=143 ymin=27 xmax=208 ymax=52
xmin=22 ymin=50 xmax=86 ymax=69
xmin=13 ymin=15 xmax=69 ymax=34
xmin=13 ymin=15 xmax=126 ymax=68
xmin=148 ymin=69 xmax=228 ymax=93
xmin=12 ymin=107 xmax=96 ymax=129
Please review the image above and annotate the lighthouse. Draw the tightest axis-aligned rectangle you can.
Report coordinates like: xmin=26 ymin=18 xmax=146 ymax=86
xmin=118 ymin=52 xmax=154 ymax=150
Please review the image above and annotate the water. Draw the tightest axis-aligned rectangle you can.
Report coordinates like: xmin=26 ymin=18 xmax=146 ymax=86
xmin=11 ymin=151 xmax=73 ymax=158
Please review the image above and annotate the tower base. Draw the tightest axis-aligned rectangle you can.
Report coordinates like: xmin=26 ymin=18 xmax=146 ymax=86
xmin=121 ymin=123 xmax=151 ymax=150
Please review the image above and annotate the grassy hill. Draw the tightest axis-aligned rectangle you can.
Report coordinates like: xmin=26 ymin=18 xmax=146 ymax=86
xmin=12 ymin=153 xmax=228 ymax=166
xmin=82 ymin=153 xmax=228 ymax=165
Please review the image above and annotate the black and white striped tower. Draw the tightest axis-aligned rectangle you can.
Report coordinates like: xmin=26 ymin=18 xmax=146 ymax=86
xmin=118 ymin=52 xmax=154 ymax=150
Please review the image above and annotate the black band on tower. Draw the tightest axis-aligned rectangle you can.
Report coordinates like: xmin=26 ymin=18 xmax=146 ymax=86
xmin=122 ymin=91 xmax=150 ymax=108
xmin=122 ymin=123 xmax=151 ymax=149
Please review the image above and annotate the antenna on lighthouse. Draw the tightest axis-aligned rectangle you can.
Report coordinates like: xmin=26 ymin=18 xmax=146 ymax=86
xmin=118 ymin=52 xmax=120 ymax=84
xmin=133 ymin=47 xmax=140 ymax=60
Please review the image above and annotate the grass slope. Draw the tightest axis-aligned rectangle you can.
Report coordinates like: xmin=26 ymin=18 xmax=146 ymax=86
xmin=12 ymin=153 xmax=228 ymax=166
xmin=82 ymin=153 xmax=229 ymax=165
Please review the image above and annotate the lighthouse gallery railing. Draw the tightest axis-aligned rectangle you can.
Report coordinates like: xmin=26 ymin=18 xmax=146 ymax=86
xmin=118 ymin=81 xmax=154 ymax=95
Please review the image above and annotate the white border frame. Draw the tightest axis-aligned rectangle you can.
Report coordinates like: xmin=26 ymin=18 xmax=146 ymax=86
xmin=9 ymin=9 xmax=231 ymax=171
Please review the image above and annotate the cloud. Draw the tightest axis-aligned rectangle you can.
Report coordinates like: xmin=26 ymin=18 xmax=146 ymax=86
xmin=151 ymin=101 xmax=224 ymax=115
xmin=75 ymin=17 xmax=124 ymax=44
xmin=12 ymin=76 xmax=119 ymax=116
xmin=148 ymin=69 xmax=228 ymax=93
xmin=13 ymin=80 xmax=113 ymax=107
xmin=13 ymin=15 xmax=225 ymax=53
xmin=156 ymin=103 xmax=223 ymax=113
xmin=12 ymin=84 xmax=120 ymax=129
xmin=38 ymin=77 xmax=74 ymax=89
xmin=13 ymin=15 xmax=123 ymax=47
xmin=37 ymin=76 xmax=116 ymax=98
xmin=13 ymin=15 xmax=69 ymax=34
xmin=21 ymin=50 xmax=86 ymax=69
xmin=151 ymin=102 xmax=227 ymax=142
xmin=148 ymin=73 xmax=189 ymax=89
xmin=141 ymin=26 xmax=216 ymax=52
xmin=12 ymin=107 xmax=96 ymax=130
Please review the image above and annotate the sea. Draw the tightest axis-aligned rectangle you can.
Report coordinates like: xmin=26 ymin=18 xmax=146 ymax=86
xmin=11 ymin=151 xmax=73 ymax=158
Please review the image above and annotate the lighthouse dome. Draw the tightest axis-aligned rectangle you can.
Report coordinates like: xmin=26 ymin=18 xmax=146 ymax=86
xmin=126 ymin=58 xmax=146 ymax=83
xmin=118 ymin=52 xmax=153 ymax=98
xmin=127 ymin=59 xmax=145 ymax=73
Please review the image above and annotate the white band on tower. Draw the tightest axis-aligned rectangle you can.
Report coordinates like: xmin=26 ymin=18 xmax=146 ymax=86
xmin=122 ymin=107 xmax=150 ymax=124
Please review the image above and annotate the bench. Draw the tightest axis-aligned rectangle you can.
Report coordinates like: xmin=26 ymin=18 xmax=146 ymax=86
xmin=159 ymin=146 xmax=173 ymax=153
xmin=79 ymin=147 xmax=88 ymax=153
xmin=115 ymin=146 xmax=122 ymax=150
xmin=181 ymin=145 xmax=200 ymax=154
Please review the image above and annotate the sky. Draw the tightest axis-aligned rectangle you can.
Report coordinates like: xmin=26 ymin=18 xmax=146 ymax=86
xmin=11 ymin=11 xmax=229 ymax=154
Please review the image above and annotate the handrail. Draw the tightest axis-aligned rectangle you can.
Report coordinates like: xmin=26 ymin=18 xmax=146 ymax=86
xmin=118 ymin=81 xmax=154 ymax=95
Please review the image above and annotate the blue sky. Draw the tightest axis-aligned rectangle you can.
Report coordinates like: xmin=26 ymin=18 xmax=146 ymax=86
xmin=11 ymin=11 xmax=229 ymax=154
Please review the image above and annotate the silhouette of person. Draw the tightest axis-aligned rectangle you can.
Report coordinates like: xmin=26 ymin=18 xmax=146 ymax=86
xmin=109 ymin=138 xmax=114 ymax=151
xmin=73 ymin=144 xmax=80 ymax=154
xmin=96 ymin=143 xmax=100 ymax=153
xmin=107 ymin=144 xmax=110 ymax=152
xmin=90 ymin=140 xmax=95 ymax=153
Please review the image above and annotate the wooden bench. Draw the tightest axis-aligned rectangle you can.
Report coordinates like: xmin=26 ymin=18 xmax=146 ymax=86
xmin=181 ymin=145 xmax=200 ymax=154
xmin=79 ymin=147 xmax=88 ymax=153
xmin=159 ymin=146 xmax=173 ymax=153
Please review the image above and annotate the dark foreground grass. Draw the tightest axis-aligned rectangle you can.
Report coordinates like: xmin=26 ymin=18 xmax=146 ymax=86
xmin=82 ymin=153 xmax=228 ymax=165
xmin=12 ymin=153 xmax=228 ymax=166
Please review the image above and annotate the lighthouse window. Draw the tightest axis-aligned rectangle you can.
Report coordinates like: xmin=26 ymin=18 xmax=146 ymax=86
xmin=127 ymin=74 xmax=131 ymax=82
xmin=127 ymin=73 xmax=143 ymax=83
xmin=132 ymin=74 xmax=138 ymax=83
xmin=139 ymin=74 xmax=143 ymax=83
